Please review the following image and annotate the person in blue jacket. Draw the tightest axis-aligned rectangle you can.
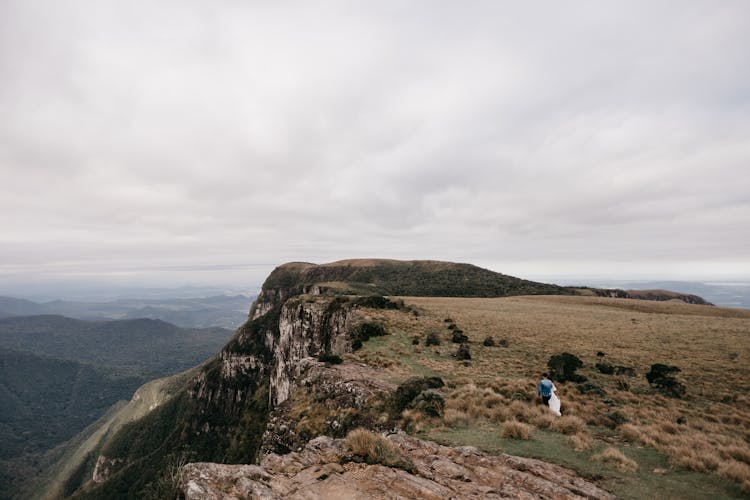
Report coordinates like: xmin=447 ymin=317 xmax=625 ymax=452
xmin=538 ymin=373 xmax=554 ymax=405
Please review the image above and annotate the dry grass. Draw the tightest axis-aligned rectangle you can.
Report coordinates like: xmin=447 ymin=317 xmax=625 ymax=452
xmin=345 ymin=428 xmax=415 ymax=472
xmin=717 ymin=460 xmax=750 ymax=493
xmin=552 ymin=415 xmax=587 ymax=435
xmin=593 ymin=447 xmax=638 ymax=473
xmin=501 ymin=420 xmax=531 ymax=440
xmin=568 ymin=432 xmax=592 ymax=451
xmin=361 ymin=294 xmax=750 ymax=490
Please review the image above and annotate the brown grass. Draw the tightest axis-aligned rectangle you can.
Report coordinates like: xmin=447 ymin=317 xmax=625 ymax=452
xmin=502 ymin=420 xmax=531 ymax=440
xmin=568 ymin=432 xmax=592 ymax=451
xmin=345 ymin=428 xmax=415 ymax=472
xmin=361 ymin=294 xmax=750 ymax=489
xmin=717 ymin=460 xmax=750 ymax=493
xmin=593 ymin=447 xmax=638 ymax=473
xmin=552 ymin=415 xmax=587 ymax=435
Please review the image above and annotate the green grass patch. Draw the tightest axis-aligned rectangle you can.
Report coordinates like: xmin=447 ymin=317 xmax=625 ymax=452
xmin=425 ymin=425 xmax=745 ymax=500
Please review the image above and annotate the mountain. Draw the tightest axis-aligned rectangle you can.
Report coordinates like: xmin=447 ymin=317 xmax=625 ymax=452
xmin=0 ymin=297 xmax=46 ymax=318
xmin=0 ymin=295 xmax=254 ymax=329
xmin=0 ymin=316 xmax=233 ymax=378
xmin=43 ymin=260 xmax=745 ymax=499
xmin=0 ymin=316 xmax=235 ymax=498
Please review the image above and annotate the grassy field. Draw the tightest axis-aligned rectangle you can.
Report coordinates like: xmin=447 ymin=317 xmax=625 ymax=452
xmin=348 ymin=295 xmax=750 ymax=497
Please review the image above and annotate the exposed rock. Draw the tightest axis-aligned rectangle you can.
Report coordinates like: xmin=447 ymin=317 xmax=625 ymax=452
xmin=92 ymin=455 xmax=124 ymax=483
xmin=181 ymin=433 xmax=616 ymax=499
xmin=269 ymin=296 xmax=359 ymax=407
xmin=260 ymin=360 xmax=395 ymax=455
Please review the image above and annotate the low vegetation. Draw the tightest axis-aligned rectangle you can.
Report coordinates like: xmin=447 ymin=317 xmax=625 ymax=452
xmin=352 ymin=294 xmax=750 ymax=496
xmin=345 ymin=428 xmax=415 ymax=473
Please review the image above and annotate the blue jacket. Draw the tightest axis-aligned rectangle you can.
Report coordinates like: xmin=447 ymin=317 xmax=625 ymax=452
xmin=538 ymin=378 xmax=553 ymax=397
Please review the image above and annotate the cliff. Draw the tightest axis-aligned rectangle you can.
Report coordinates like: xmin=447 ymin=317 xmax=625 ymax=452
xmin=55 ymin=260 xmax=603 ymax=499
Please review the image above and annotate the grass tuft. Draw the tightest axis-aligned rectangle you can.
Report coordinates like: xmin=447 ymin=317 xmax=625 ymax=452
xmin=501 ymin=419 xmax=531 ymax=440
xmin=345 ymin=428 xmax=416 ymax=473
xmin=592 ymin=447 xmax=638 ymax=473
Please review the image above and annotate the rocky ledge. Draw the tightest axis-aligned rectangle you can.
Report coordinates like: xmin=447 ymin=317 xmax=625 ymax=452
xmin=180 ymin=432 xmax=615 ymax=499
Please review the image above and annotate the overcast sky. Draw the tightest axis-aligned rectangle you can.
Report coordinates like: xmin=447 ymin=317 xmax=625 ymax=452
xmin=1 ymin=1 xmax=749 ymax=292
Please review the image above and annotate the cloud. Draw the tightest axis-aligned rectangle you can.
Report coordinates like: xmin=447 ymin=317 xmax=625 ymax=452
xmin=1 ymin=0 xmax=749 ymax=287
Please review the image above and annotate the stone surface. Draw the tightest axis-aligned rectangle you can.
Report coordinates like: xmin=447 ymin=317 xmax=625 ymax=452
xmin=181 ymin=433 xmax=616 ymax=500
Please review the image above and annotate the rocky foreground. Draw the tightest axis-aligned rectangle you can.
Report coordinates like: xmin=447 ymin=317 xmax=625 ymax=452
xmin=180 ymin=432 xmax=615 ymax=499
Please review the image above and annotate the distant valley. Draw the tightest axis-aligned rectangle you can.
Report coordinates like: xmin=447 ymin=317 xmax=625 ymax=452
xmin=0 ymin=312 xmax=239 ymax=496
xmin=0 ymin=294 xmax=255 ymax=329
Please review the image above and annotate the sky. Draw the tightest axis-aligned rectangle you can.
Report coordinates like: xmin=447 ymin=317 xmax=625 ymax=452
xmin=1 ymin=1 xmax=749 ymax=293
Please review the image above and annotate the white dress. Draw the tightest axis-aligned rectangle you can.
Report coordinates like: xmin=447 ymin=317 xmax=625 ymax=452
xmin=548 ymin=383 xmax=562 ymax=416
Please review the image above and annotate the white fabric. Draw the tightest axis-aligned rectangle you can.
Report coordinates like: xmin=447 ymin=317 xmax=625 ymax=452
xmin=548 ymin=384 xmax=561 ymax=416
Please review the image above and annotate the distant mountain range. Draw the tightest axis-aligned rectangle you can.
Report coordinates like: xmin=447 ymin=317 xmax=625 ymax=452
xmin=0 ymin=294 xmax=255 ymax=329
xmin=576 ymin=280 xmax=750 ymax=309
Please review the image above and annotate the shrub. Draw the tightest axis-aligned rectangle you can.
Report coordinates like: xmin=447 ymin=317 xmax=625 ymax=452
xmin=502 ymin=420 xmax=531 ymax=440
xmin=447 ymin=323 xmax=458 ymax=330
xmin=577 ymin=383 xmax=606 ymax=397
xmin=455 ymin=343 xmax=471 ymax=360
xmin=452 ymin=331 xmax=469 ymax=343
xmin=353 ymin=296 xmax=400 ymax=309
xmin=646 ymin=363 xmax=686 ymax=398
xmin=317 ymin=353 xmax=343 ymax=364
xmin=482 ymin=336 xmax=495 ymax=347
xmin=593 ymin=447 xmax=638 ymax=473
xmin=425 ymin=329 xmax=441 ymax=346
xmin=547 ymin=353 xmax=586 ymax=383
xmin=350 ymin=322 xmax=387 ymax=350
xmin=411 ymin=338 xmax=420 ymax=345
xmin=498 ymin=338 xmax=509 ymax=347
xmin=345 ymin=428 xmax=415 ymax=473
xmin=411 ymin=390 xmax=445 ymax=418
xmin=391 ymin=377 xmax=445 ymax=414
xmin=595 ymin=362 xmax=615 ymax=375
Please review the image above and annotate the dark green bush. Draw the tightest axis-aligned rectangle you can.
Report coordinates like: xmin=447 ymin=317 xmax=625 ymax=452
xmin=350 ymin=322 xmax=387 ymax=350
xmin=595 ymin=362 xmax=615 ymax=374
xmin=425 ymin=329 xmax=441 ymax=346
xmin=547 ymin=352 xmax=586 ymax=383
xmin=455 ymin=343 xmax=471 ymax=360
xmin=318 ymin=353 xmax=343 ymax=364
xmin=646 ymin=364 xmax=685 ymax=398
xmin=390 ymin=377 xmax=444 ymax=414
xmin=451 ymin=331 xmax=469 ymax=343
xmin=352 ymin=296 xmax=400 ymax=309
xmin=483 ymin=336 xmax=495 ymax=346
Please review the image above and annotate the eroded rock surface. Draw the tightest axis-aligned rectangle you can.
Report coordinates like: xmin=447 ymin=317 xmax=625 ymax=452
xmin=181 ymin=433 xmax=615 ymax=499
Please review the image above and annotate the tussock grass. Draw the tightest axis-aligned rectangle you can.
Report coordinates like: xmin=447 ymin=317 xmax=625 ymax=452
xmin=717 ymin=460 xmax=750 ymax=493
xmin=567 ymin=432 xmax=592 ymax=451
xmin=552 ymin=415 xmax=587 ymax=435
xmin=345 ymin=428 xmax=415 ymax=473
xmin=501 ymin=420 xmax=531 ymax=440
xmin=593 ymin=447 xmax=638 ymax=473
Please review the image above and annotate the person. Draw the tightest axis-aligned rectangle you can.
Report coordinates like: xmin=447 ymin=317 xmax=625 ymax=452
xmin=538 ymin=373 xmax=554 ymax=405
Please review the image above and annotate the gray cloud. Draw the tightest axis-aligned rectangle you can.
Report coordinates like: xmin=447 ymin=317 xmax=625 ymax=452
xmin=1 ymin=1 xmax=749 ymax=288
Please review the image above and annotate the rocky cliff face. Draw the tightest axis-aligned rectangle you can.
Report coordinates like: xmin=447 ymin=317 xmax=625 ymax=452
xmin=60 ymin=260 xmax=613 ymax=498
xmin=180 ymin=433 xmax=615 ymax=500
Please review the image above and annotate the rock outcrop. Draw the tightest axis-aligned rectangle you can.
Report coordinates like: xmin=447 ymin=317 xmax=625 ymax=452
xmin=181 ymin=433 xmax=615 ymax=499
